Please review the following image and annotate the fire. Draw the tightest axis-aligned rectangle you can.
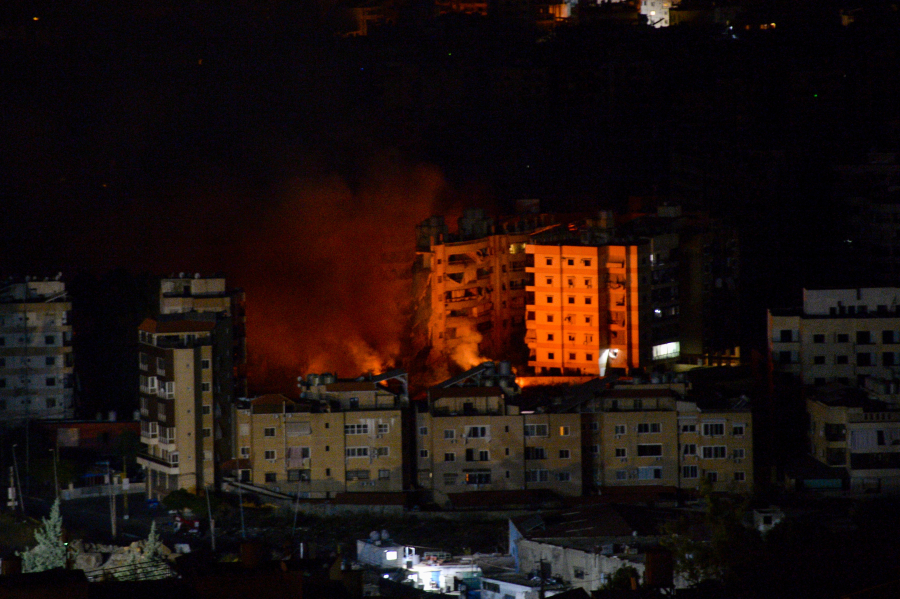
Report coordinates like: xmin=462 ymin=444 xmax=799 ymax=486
xmin=235 ymin=157 xmax=459 ymax=392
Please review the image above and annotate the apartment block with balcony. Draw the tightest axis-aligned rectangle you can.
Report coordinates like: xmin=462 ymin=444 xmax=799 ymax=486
xmin=0 ymin=278 xmax=74 ymax=426
xmin=137 ymin=314 xmax=233 ymax=499
xmin=232 ymin=371 xmax=409 ymax=498
xmin=807 ymin=386 xmax=900 ymax=491
xmin=525 ymin=215 xmax=651 ymax=376
xmin=769 ymin=288 xmax=900 ymax=388
xmin=565 ymin=381 xmax=752 ymax=494
xmin=416 ymin=361 xmax=582 ymax=505
xmin=414 ymin=209 xmax=556 ymax=367
xmin=159 ymin=273 xmax=247 ymax=395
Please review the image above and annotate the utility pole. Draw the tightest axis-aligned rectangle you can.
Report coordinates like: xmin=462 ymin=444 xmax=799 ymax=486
xmin=105 ymin=462 xmax=116 ymax=538
xmin=12 ymin=444 xmax=24 ymax=514
xmin=50 ymin=448 xmax=59 ymax=502
xmin=205 ymin=485 xmax=216 ymax=552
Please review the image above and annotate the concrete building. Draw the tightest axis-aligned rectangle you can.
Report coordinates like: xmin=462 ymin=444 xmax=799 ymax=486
xmin=159 ymin=274 xmax=247 ymax=395
xmin=414 ymin=208 xmax=557 ymax=370
xmin=416 ymin=362 xmax=582 ymax=505
xmin=510 ymin=505 xmax=678 ymax=592
xmin=526 ymin=206 xmax=740 ymax=377
xmin=565 ymin=380 xmax=753 ymax=494
xmin=769 ymin=288 xmax=900 ymax=388
xmin=0 ymin=278 xmax=74 ymax=425
xmin=525 ymin=214 xmax=651 ymax=375
xmin=807 ymin=385 xmax=900 ymax=491
xmin=232 ymin=371 xmax=409 ymax=498
xmin=136 ymin=314 xmax=234 ymax=498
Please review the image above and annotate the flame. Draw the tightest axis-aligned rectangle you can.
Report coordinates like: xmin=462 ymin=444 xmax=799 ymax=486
xmin=237 ymin=157 xmax=456 ymax=392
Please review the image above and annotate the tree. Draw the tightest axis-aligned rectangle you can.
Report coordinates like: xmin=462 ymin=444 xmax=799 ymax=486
xmin=21 ymin=498 xmax=67 ymax=573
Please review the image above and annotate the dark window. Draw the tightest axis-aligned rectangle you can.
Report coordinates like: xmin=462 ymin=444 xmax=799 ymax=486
xmin=813 ymin=334 xmax=825 ymax=343
xmin=814 ymin=356 xmax=825 ymax=365
xmin=857 ymin=353 xmax=872 ymax=366
xmin=884 ymin=331 xmax=897 ymax=344
xmin=837 ymin=334 xmax=850 ymax=343
xmin=265 ymin=473 xmax=277 ymax=483
xmin=779 ymin=330 xmax=793 ymax=342
xmin=884 ymin=353 xmax=896 ymax=366
xmin=857 ymin=331 xmax=871 ymax=344
xmin=836 ymin=355 xmax=849 ymax=364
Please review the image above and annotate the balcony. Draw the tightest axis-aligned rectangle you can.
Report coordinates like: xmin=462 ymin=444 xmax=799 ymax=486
xmin=137 ymin=452 xmax=180 ymax=475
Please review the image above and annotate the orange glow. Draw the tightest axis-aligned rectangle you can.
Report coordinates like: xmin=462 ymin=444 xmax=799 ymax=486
xmin=237 ymin=158 xmax=454 ymax=392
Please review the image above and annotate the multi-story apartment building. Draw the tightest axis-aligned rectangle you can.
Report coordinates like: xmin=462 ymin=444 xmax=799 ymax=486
xmin=416 ymin=362 xmax=582 ymax=505
xmin=232 ymin=371 xmax=409 ymax=497
xmin=526 ymin=215 xmax=652 ymax=375
xmin=526 ymin=205 xmax=740 ymax=376
xmin=807 ymin=386 xmax=900 ymax=491
xmin=415 ymin=208 xmax=559 ymax=369
xmin=0 ymin=278 xmax=74 ymax=425
xmin=769 ymin=288 xmax=900 ymax=388
xmin=570 ymin=382 xmax=752 ymax=493
xmin=136 ymin=313 xmax=235 ymax=499
xmin=159 ymin=274 xmax=247 ymax=394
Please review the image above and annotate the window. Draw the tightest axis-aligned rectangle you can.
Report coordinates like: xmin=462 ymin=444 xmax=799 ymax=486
xmin=374 ymin=447 xmax=389 ymax=457
xmin=569 ymin=353 xmax=576 ymax=360
xmin=732 ymin=424 xmax=745 ymax=436
xmin=615 ymin=448 xmax=627 ymax=458
xmin=814 ymin=356 xmax=825 ymax=365
xmin=706 ymin=471 xmax=719 ymax=483
xmin=444 ymin=429 xmax=455 ymax=439
xmin=264 ymin=450 xmax=276 ymax=460
xmin=201 ymin=359 xmax=211 ymax=369
xmin=586 ymin=353 xmax=593 ymax=362
xmin=702 ymin=446 xmax=727 ymax=459
xmin=264 ymin=427 xmax=276 ymax=437
xmin=734 ymin=471 xmax=746 ymax=482
xmin=637 ymin=444 xmax=663 ymax=457
xmin=202 ymin=405 xmax=211 ymax=415
xmin=585 ymin=316 xmax=592 ymax=325
xmin=681 ymin=423 xmax=697 ymax=433
xmin=857 ymin=331 xmax=872 ymax=344
xmin=378 ymin=469 xmax=390 ymax=480
xmin=813 ymin=334 xmax=825 ymax=343
xmin=568 ymin=296 xmax=575 ymax=304
xmin=591 ymin=444 xmax=600 ymax=454
xmin=884 ymin=330 xmax=897 ymax=344
xmin=157 ymin=357 xmax=165 ymax=372
xmin=288 ymin=469 xmax=311 ymax=482
xmin=45 ymin=335 xmax=55 ymax=345
xmin=346 ymin=447 xmax=369 ymax=457
xmin=444 ymin=453 xmax=456 ymax=462
xmin=45 ymin=356 xmax=55 ymax=366
xmin=548 ymin=352 xmax=555 ymax=360
xmin=466 ymin=425 xmax=488 ymax=438
xmin=465 ymin=471 xmax=491 ymax=485
xmin=525 ymin=424 xmax=548 ymax=437
xmin=547 ymin=315 xmax=554 ymax=323
xmin=419 ymin=449 xmax=429 ymax=458
xmin=465 ymin=448 xmax=490 ymax=461
xmin=525 ymin=447 xmax=548 ymax=460
xmin=702 ymin=423 xmax=725 ymax=436
xmin=526 ymin=469 xmax=549 ymax=483
xmin=779 ymin=330 xmax=794 ymax=342
xmin=591 ymin=422 xmax=600 ymax=431
xmin=682 ymin=465 xmax=698 ymax=479
xmin=858 ymin=352 xmax=872 ymax=366
xmin=139 ymin=353 xmax=148 ymax=369
xmin=637 ymin=423 xmax=661 ymax=434
xmin=202 ymin=428 xmax=211 ymax=438
xmin=45 ymin=377 xmax=56 ymax=387
xmin=546 ymin=258 xmax=553 ymax=266
xmin=240 ymin=446 xmax=250 ymax=458
xmin=443 ymin=473 xmax=458 ymax=485
xmin=201 ymin=382 xmax=211 ymax=392
xmin=546 ymin=295 xmax=554 ymax=304
xmin=419 ymin=426 xmax=428 ymax=436
xmin=345 ymin=423 xmax=369 ymax=435
xmin=614 ymin=424 xmax=627 ymax=435
xmin=265 ymin=472 xmax=277 ymax=483
xmin=837 ymin=333 xmax=849 ymax=343
xmin=733 ymin=448 xmax=746 ymax=459
xmin=239 ymin=424 xmax=250 ymax=436
xmin=567 ymin=258 xmax=575 ymax=266
xmin=346 ymin=470 xmax=370 ymax=481
xmin=585 ymin=296 xmax=592 ymax=305
xmin=547 ymin=334 xmax=554 ymax=341
xmin=836 ymin=355 xmax=849 ymax=364
xmin=546 ymin=277 xmax=553 ymax=285
xmin=616 ymin=470 xmax=627 ymax=481
xmin=638 ymin=466 xmax=662 ymax=480
xmin=683 ymin=444 xmax=697 ymax=456
xmin=556 ymin=472 xmax=572 ymax=482
xmin=169 ymin=453 xmax=179 ymax=466
xmin=559 ymin=426 xmax=570 ymax=436
xmin=559 ymin=449 xmax=571 ymax=459
xmin=582 ymin=259 xmax=591 ymax=267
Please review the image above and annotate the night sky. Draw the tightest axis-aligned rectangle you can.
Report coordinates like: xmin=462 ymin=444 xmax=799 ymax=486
xmin=3 ymin=0 xmax=900 ymax=400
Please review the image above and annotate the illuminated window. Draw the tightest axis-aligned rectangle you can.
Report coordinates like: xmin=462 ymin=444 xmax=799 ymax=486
xmin=652 ymin=342 xmax=680 ymax=360
xmin=559 ymin=426 xmax=570 ymax=436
